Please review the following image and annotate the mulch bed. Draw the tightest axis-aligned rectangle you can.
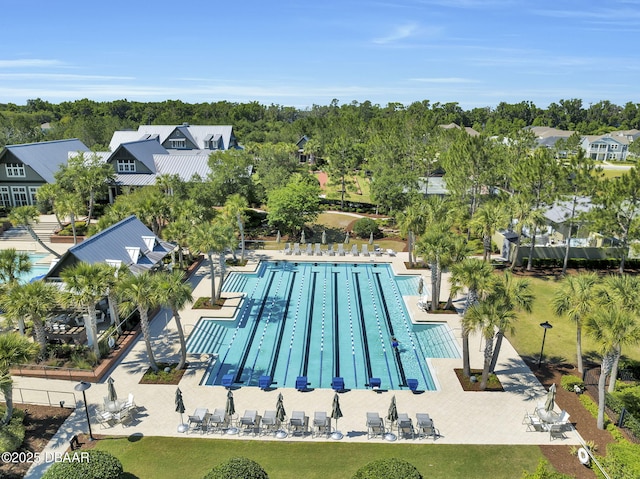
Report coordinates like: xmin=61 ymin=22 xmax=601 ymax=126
xmin=528 ymin=360 xmax=615 ymax=479
xmin=0 ymin=404 xmax=73 ymax=479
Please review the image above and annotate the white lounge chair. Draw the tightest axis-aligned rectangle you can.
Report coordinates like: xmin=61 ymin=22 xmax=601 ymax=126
xmin=397 ymin=413 xmax=414 ymax=439
xmin=293 ymin=243 xmax=301 ymax=255
xmin=351 ymin=244 xmax=359 ymax=256
xmin=326 ymin=244 xmax=335 ymax=256
xmin=338 ymin=244 xmax=345 ymax=256
xmin=387 ymin=249 xmax=396 ymax=256
xmin=314 ymin=243 xmax=322 ymax=256
xmin=240 ymin=410 xmax=260 ymax=436
xmin=289 ymin=410 xmax=309 ymax=436
xmin=312 ymin=411 xmax=331 ymax=438
xmin=361 ymin=244 xmax=370 ymax=256
xmin=261 ymin=410 xmax=279 ymax=435
xmin=416 ymin=413 xmax=439 ymax=440
xmin=373 ymin=245 xmax=382 ymax=257
xmin=305 ymin=243 xmax=313 ymax=255
xmin=283 ymin=243 xmax=292 ymax=255
xmin=366 ymin=412 xmax=385 ymax=439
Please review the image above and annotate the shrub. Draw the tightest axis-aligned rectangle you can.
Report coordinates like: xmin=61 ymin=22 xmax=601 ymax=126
xmin=43 ymin=450 xmax=123 ymax=479
xmin=520 ymin=460 xmax=573 ymax=478
xmin=597 ymin=440 xmax=640 ymax=479
xmin=0 ymin=409 xmax=26 ymax=453
xmin=352 ymin=458 xmax=422 ymax=479
xmin=560 ymin=375 xmax=584 ymax=392
xmin=204 ymin=456 xmax=268 ymax=479
xmin=351 ymin=218 xmax=380 ymax=239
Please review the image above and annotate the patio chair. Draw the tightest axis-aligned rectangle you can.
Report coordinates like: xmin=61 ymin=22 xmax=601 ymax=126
xmin=96 ymin=411 xmax=116 ymax=429
xmin=326 ymin=244 xmax=335 ymax=256
xmin=293 ymin=243 xmax=301 ymax=255
xmin=397 ymin=413 xmax=415 ymax=439
xmin=351 ymin=244 xmax=359 ymax=256
xmin=366 ymin=412 xmax=385 ymax=439
xmin=207 ymin=408 xmax=229 ymax=434
xmin=122 ymin=392 xmax=137 ymax=412
xmin=416 ymin=414 xmax=439 ymax=440
xmin=313 ymin=411 xmax=331 ymax=438
xmin=283 ymin=243 xmax=292 ymax=255
xmin=261 ymin=410 xmax=280 ymax=436
xmin=555 ymin=410 xmax=570 ymax=427
xmin=289 ymin=410 xmax=309 ymax=436
xmin=373 ymin=245 xmax=382 ymax=257
xmin=240 ymin=410 xmax=260 ymax=436
xmin=549 ymin=423 xmax=566 ymax=441
xmin=338 ymin=244 xmax=345 ymax=256
xmin=315 ymin=243 xmax=322 ymax=256
xmin=258 ymin=375 xmax=272 ymax=390
xmin=369 ymin=377 xmax=381 ymax=390
xmin=524 ymin=413 xmax=545 ymax=432
xmin=407 ymin=378 xmax=419 ymax=393
xmin=187 ymin=414 xmax=205 ymax=434
xmin=331 ymin=377 xmax=345 ymax=392
xmin=296 ymin=376 xmax=308 ymax=391
xmin=305 ymin=243 xmax=313 ymax=255
xmin=114 ymin=407 xmax=134 ymax=428
xmin=361 ymin=244 xmax=370 ymax=256
xmin=221 ymin=374 xmax=234 ymax=389
xmin=387 ymin=249 xmax=396 ymax=256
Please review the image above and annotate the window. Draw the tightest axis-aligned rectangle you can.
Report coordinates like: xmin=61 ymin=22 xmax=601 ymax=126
xmin=611 ymin=144 xmax=618 ymax=150
xmin=5 ymin=163 xmax=25 ymax=177
xmin=0 ymin=187 xmax=10 ymax=207
xmin=28 ymin=186 xmax=39 ymax=205
xmin=11 ymin=187 xmax=28 ymax=206
xmin=169 ymin=139 xmax=186 ymax=149
xmin=117 ymin=159 xmax=136 ymax=173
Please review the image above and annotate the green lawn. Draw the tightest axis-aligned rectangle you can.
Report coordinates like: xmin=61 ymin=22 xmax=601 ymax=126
xmin=323 ymin=173 xmax=373 ymax=205
xmin=507 ymin=276 xmax=640 ymax=364
xmin=96 ymin=436 xmax=546 ymax=479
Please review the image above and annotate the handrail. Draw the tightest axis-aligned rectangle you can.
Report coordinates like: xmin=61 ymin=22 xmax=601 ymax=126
xmin=13 ymin=387 xmax=77 ymax=408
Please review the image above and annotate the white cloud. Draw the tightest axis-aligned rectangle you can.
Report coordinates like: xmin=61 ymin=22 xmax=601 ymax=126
xmin=373 ymin=23 xmax=419 ymax=44
xmin=0 ymin=59 xmax=64 ymax=68
xmin=409 ymin=77 xmax=479 ymax=84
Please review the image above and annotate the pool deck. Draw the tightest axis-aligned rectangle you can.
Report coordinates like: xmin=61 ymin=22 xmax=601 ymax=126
xmin=22 ymin=249 xmax=582 ymax=477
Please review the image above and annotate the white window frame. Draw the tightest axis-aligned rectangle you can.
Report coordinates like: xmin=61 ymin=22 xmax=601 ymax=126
xmin=5 ymin=163 xmax=25 ymax=177
xmin=169 ymin=138 xmax=186 ymax=148
xmin=28 ymin=186 xmax=39 ymax=205
xmin=0 ymin=187 xmax=10 ymax=207
xmin=117 ymin=159 xmax=136 ymax=173
xmin=11 ymin=186 xmax=28 ymax=206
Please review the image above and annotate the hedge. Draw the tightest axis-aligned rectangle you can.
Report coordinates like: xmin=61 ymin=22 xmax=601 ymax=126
xmin=352 ymin=458 xmax=422 ymax=479
xmin=0 ymin=409 xmax=26 ymax=453
xmin=203 ymin=456 xmax=268 ymax=479
xmin=521 ymin=257 xmax=640 ymax=270
xmin=43 ymin=450 xmax=123 ymax=479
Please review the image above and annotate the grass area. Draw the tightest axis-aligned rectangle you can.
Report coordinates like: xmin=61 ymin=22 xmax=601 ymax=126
xmin=323 ymin=173 xmax=373 ymax=204
xmin=95 ymin=436 xmax=545 ymax=479
xmin=507 ymin=276 xmax=640 ymax=364
xmin=600 ymin=168 xmax=628 ymax=179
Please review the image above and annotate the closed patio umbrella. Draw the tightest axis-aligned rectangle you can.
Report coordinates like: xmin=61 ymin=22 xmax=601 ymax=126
xmin=417 ymin=277 xmax=424 ymax=295
xmin=226 ymin=390 xmax=236 ymax=417
xmin=545 ymin=383 xmax=556 ymax=412
xmin=276 ymin=230 xmax=281 ymax=243
xmin=344 ymin=231 xmax=350 ymax=244
xmin=369 ymin=231 xmax=374 ymax=245
xmin=331 ymin=393 xmax=343 ymax=440
xmin=321 ymin=230 xmax=327 ymax=245
xmin=276 ymin=393 xmax=286 ymax=422
xmin=107 ymin=377 xmax=118 ymax=402
xmin=300 ymin=229 xmax=306 ymax=244
xmin=387 ymin=395 xmax=398 ymax=428
xmin=175 ymin=388 xmax=187 ymax=433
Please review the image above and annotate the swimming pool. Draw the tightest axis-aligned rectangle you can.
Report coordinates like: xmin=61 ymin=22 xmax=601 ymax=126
xmin=187 ymin=261 xmax=460 ymax=391
xmin=1 ymin=252 xmax=51 ymax=284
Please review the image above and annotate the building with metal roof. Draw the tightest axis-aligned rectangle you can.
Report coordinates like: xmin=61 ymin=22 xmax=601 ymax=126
xmin=109 ymin=124 xmax=238 ymax=152
xmin=45 ymin=215 xmax=175 ymax=279
xmin=0 ymin=139 xmax=89 ymax=208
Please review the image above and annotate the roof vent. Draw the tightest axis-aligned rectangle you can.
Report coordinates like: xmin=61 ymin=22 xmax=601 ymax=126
xmin=142 ymin=236 xmax=156 ymax=251
xmin=125 ymin=247 xmax=141 ymax=264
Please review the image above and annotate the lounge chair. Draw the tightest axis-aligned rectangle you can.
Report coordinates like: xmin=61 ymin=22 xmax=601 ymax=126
xmin=351 ymin=244 xmax=359 ymax=256
xmin=555 ymin=410 xmax=570 ymax=427
xmin=313 ymin=411 xmax=331 ymax=438
xmin=221 ymin=374 xmax=234 ymax=389
xmin=207 ymin=408 xmax=228 ymax=434
xmin=296 ymin=376 xmax=309 ymax=391
xmin=331 ymin=377 xmax=345 ymax=392
xmin=416 ymin=413 xmax=439 ymax=440
xmin=289 ymin=410 xmax=309 ymax=436
xmin=187 ymin=414 xmax=205 ymax=434
xmin=407 ymin=378 xmax=419 ymax=393
xmin=361 ymin=244 xmax=370 ymax=256
xmin=327 ymin=244 xmax=335 ymax=256
xmin=315 ymin=243 xmax=322 ymax=256
xmin=397 ymin=413 xmax=415 ymax=439
xmin=373 ymin=245 xmax=382 ymax=257
xmin=293 ymin=243 xmax=301 ymax=255
xmin=366 ymin=412 xmax=385 ymax=439
xmin=258 ymin=375 xmax=272 ymax=390
xmin=240 ymin=410 xmax=260 ymax=436
xmin=306 ymin=243 xmax=313 ymax=255
xmin=261 ymin=410 xmax=280 ymax=435
xmin=338 ymin=244 xmax=345 ymax=256
xmin=549 ymin=423 xmax=567 ymax=440
xmin=369 ymin=377 xmax=381 ymax=390
xmin=387 ymin=249 xmax=396 ymax=256
xmin=283 ymin=243 xmax=292 ymax=255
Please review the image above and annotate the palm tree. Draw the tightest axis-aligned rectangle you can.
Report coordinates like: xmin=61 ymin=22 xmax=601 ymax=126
xmin=397 ymin=202 xmax=426 ymax=267
xmin=552 ymin=272 xmax=599 ymax=374
xmin=8 ymin=205 xmax=60 ymax=258
xmin=470 ymin=200 xmax=509 ymax=262
xmin=415 ymin=223 xmax=454 ymax=311
xmin=507 ymin=195 xmax=547 ymax=271
xmin=465 ymin=298 xmax=516 ymax=390
xmin=0 ymin=248 xmax=32 ymax=285
xmin=488 ymin=272 xmax=534 ymax=373
xmin=61 ymin=262 xmax=111 ymax=358
xmin=222 ymin=194 xmax=249 ymax=263
xmin=1 ymin=281 xmax=59 ymax=359
xmin=0 ymin=333 xmax=38 ymax=426
xmin=449 ymin=258 xmax=495 ymax=377
xmin=56 ymin=191 xmax=85 ymax=245
xmin=585 ymin=306 xmax=640 ymax=429
xmin=118 ymin=271 xmax=162 ymax=372
xmin=156 ymin=270 xmax=193 ymax=370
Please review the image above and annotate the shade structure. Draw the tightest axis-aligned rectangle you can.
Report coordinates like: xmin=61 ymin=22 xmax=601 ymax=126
xmin=369 ymin=232 xmax=374 ymax=245
xmin=226 ymin=390 xmax=236 ymax=417
xmin=417 ymin=277 xmax=424 ymax=295
xmin=107 ymin=377 xmax=117 ymax=402
xmin=300 ymin=230 xmax=306 ymax=244
xmin=321 ymin=230 xmax=327 ymax=245
xmin=276 ymin=393 xmax=286 ymax=422
xmin=344 ymin=231 xmax=350 ymax=244
xmin=387 ymin=395 xmax=398 ymax=425
xmin=331 ymin=393 xmax=344 ymax=440
xmin=276 ymin=230 xmax=281 ymax=243
xmin=175 ymin=388 xmax=187 ymax=433
xmin=545 ymin=383 xmax=556 ymax=412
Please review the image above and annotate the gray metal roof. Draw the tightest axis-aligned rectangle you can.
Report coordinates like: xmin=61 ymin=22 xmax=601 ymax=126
xmin=112 ymin=173 xmax=156 ymax=186
xmin=110 ymin=125 xmax=235 ymax=151
xmin=545 ymin=197 xmax=593 ymax=225
xmin=1 ymin=139 xmax=89 ymax=183
xmin=107 ymin=139 xmax=169 ymax=172
xmin=153 ymin=153 xmax=211 ymax=181
xmin=46 ymin=215 xmax=175 ymax=277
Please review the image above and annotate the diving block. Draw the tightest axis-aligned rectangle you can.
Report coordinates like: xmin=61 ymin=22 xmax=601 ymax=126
xmin=258 ymin=375 xmax=272 ymax=390
xmin=331 ymin=377 xmax=345 ymax=392
xmin=222 ymin=374 xmax=234 ymax=389
xmin=407 ymin=378 xmax=419 ymax=393
xmin=296 ymin=376 xmax=309 ymax=391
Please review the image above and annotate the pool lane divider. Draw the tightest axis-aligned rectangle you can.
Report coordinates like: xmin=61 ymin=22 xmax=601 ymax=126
xmin=352 ymin=272 xmax=374 ymax=383
xmin=268 ymin=271 xmax=297 ymax=380
xmin=373 ymin=272 xmax=409 ymax=387
xmin=332 ymin=271 xmax=340 ymax=377
xmin=234 ymin=270 xmax=277 ymax=383
xmin=300 ymin=271 xmax=318 ymax=377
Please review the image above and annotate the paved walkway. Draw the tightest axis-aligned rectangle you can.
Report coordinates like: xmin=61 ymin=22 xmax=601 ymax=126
xmin=22 ymin=249 xmax=582 ymax=477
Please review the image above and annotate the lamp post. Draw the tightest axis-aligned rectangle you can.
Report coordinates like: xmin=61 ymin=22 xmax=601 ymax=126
xmin=537 ymin=321 xmax=553 ymax=369
xmin=74 ymin=381 xmax=95 ymax=441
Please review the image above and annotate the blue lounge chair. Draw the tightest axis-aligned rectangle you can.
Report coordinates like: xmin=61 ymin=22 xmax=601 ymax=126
xmin=369 ymin=378 xmax=381 ymax=390
xmin=222 ymin=374 xmax=234 ymax=389
xmin=258 ymin=375 xmax=272 ymax=390
xmin=407 ymin=378 xmax=419 ymax=392
xmin=331 ymin=377 xmax=345 ymax=392
xmin=296 ymin=376 xmax=308 ymax=391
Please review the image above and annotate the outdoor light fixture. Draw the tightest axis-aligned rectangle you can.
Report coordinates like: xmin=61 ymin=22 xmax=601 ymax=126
xmin=537 ymin=321 xmax=553 ymax=369
xmin=74 ymin=381 xmax=95 ymax=441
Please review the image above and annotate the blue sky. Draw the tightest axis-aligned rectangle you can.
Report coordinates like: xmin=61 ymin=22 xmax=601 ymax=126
xmin=1 ymin=0 xmax=639 ymax=109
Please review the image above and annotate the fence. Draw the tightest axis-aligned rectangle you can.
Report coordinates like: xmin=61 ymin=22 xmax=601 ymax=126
xmin=13 ymin=387 xmax=77 ymax=408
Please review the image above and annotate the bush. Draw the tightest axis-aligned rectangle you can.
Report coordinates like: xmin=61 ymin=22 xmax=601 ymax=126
xmin=351 ymin=218 xmax=380 ymax=239
xmin=520 ymin=460 xmax=573 ymax=478
xmin=352 ymin=458 xmax=422 ymax=479
xmin=0 ymin=409 xmax=26 ymax=453
xmin=560 ymin=375 xmax=584 ymax=392
xmin=43 ymin=450 xmax=123 ymax=479
xmin=598 ymin=440 xmax=640 ymax=479
xmin=204 ymin=456 xmax=268 ymax=479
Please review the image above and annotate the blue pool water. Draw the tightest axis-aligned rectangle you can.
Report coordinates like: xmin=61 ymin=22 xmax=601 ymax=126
xmin=3 ymin=252 xmax=50 ymax=284
xmin=187 ymin=261 xmax=460 ymax=391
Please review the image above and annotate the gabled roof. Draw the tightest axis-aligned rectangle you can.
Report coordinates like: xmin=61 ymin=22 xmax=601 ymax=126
xmin=45 ymin=215 xmax=175 ymax=277
xmin=527 ymin=126 xmax=576 ymax=139
xmin=0 ymin=139 xmax=90 ymax=183
xmin=153 ymin=153 xmax=211 ymax=181
xmin=110 ymin=125 xmax=235 ymax=151
xmin=545 ymin=197 xmax=593 ymax=225
xmin=438 ymin=123 xmax=480 ymax=136
xmin=106 ymin=139 xmax=169 ymax=172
